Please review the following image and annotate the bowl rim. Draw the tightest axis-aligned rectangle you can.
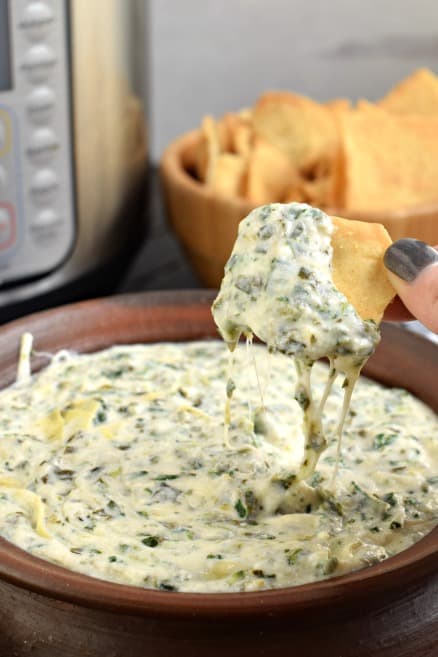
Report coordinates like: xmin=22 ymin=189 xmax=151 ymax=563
xmin=0 ymin=289 xmax=436 ymax=619
xmin=160 ymin=129 xmax=438 ymax=221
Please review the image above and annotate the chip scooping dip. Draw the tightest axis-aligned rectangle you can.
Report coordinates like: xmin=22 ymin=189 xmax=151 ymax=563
xmin=213 ymin=203 xmax=394 ymax=479
xmin=331 ymin=215 xmax=395 ymax=322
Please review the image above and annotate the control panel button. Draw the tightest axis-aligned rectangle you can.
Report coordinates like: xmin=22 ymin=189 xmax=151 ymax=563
xmin=27 ymin=127 xmax=59 ymax=164
xmin=30 ymin=168 xmax=58 ymax=203
xmin=33 ymin=208 xmax=60 ymax=228
xmin=0 ymin=166 xmax=8 ymax=188
xmin=0 ymin=205 xmax=16 ymax=251
xmin=27 ymin=86 xmax=55 ymax=124
xmin=22 ymin=44 xmax=56 ymax=83
xmin=0 ymin=110 xmax=11 ymax=157
xmin=20 ymin=2 xmax=54 ymax=41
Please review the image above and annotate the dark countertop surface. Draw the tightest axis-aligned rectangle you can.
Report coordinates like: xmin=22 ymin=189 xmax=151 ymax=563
xmin=116 ymin=170 xmax=201 ymax=294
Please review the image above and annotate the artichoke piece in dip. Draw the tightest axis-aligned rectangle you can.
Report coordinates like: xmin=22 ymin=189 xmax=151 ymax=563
xmin=212 ymin=202 xmax=393 ymax=479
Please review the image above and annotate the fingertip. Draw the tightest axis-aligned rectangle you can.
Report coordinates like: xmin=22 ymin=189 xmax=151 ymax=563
xmin=385 ymin=269 xmax=408 ymax=296
xmin=384 ymin=238 xmax=438 ymax=283
xmin=386 ymin=263 xmax=438 ymax=334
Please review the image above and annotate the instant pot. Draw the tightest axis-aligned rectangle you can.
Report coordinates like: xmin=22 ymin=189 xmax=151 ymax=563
xmin=0 ymin=0 xmax=148 ymax=322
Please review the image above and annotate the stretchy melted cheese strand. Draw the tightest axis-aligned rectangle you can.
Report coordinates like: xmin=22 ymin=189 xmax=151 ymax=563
xmin=223 ymin=349 xmax=236 ymax=448
xmin=331 ymin=372 xmax=359 ymax=485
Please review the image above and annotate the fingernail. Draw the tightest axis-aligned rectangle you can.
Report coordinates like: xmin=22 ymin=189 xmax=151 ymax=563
xmin=384 ymin=238 xmax=438 ymax=282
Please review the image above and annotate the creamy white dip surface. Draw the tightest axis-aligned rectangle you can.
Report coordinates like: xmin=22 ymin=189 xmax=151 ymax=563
xmin=0 ymin=339 xmax=437 ymax=592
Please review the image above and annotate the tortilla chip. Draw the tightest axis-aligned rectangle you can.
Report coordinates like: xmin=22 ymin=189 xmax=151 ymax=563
xmin=331 ymin=215 xmax=395 ymax=322
xmin=283 ymin=176 xmax=331 ymax=207
xmin=232 ymin=123 xmax=253 ymax=158
xmin=253 ymin=91 xmax=340 ymax=172
xmin=246 ymin=137 xmax=296 ymax=204
xmin=378 ymin=68 xmax=438 ymax=115
xmin=338 ymin=105 xmax=438 ymax=211
xmin=195 ymin=115 xmax=221 ymax=183
xmin=355 ymin=99 xmax=381 ymax=113
xmin=238 ymin=107 xmax=253 ymax=122
xmin=209 ymin=153 xmax=247 ymax=197
xmin=282 ymin=181 xmax=308 ymax=204
xmin=326 ymin=98 xmax=352 ymax=113
xmin=220 ymin=113 xmax=253 ymax=157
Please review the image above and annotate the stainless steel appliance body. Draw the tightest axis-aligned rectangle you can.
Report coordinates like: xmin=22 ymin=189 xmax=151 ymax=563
xmin=0 ymin=0 xmax=148 ymax=321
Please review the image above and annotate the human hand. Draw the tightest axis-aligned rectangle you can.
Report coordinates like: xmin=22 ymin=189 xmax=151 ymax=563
xmin=383 ymin=238 xmax=438 ymax=332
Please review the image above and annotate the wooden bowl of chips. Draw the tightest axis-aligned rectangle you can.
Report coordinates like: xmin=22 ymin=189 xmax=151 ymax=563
xmin=160 ymin=129 xmax=438 ymax=288
xmin=160 ymin=130 xmax=253 ymax=286
xmin=160 ymin=69 xmax=438 ymax=287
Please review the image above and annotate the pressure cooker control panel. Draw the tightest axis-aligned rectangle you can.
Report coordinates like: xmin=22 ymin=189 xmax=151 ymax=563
xmin=0 ymin=0 xmax=75 ymax=286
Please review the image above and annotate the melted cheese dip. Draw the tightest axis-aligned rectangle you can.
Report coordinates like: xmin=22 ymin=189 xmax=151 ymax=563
xmin=0 ymin=341 xmax=436 ymax=592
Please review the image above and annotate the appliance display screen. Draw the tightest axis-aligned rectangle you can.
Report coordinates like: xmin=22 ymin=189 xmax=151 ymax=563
xmin=0 ymin=0 xmax=11 ymax=91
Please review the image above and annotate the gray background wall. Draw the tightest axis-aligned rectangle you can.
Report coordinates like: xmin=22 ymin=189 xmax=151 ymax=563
xmin=148 ymin=0 xmax=438 ymax=162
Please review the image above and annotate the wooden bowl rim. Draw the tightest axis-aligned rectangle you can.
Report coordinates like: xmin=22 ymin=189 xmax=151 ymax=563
xmin=0 ymin=290 xmax=436 ymax=620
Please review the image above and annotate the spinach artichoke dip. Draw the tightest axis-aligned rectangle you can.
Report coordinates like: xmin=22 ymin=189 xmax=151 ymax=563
xmin=0 ymin=205 xmax=436 ymax=594
xmin=213 ymin=203 xmax=380 ymax=479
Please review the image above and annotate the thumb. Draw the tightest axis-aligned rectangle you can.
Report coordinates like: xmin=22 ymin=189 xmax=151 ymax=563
xmin=384 ymin=238 xmax=438 ymax=333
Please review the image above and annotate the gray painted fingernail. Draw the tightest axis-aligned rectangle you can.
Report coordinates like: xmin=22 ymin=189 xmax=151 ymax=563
xmin=384 ymin=238 xmax=438 ymax=282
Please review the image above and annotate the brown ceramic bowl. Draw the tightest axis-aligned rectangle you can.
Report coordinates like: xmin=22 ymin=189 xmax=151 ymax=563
xmin=160 ymin=131 xmax=438 ymax=287
xmin=0 ymin=290 xmax=436 ymax=657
